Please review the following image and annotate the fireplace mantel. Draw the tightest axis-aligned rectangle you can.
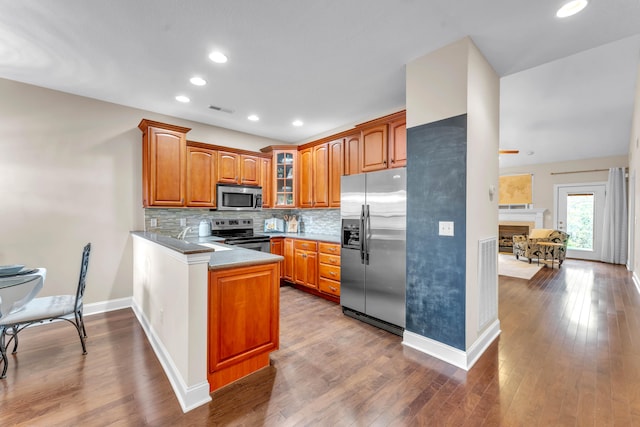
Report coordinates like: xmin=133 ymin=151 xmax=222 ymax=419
xmin=498 ymin=208 xmax=545 ymax=229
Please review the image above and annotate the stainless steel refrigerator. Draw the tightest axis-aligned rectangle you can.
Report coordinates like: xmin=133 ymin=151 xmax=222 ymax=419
xmin=340 ymin=168 xmax=406 ymax=335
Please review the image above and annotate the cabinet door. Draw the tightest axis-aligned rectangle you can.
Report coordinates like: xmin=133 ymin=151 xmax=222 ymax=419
xmin=186 ymin=146 xmax=216 ymax=207
xmin=306 ymin=250 xmax=318 ymax=289
xmin=260 ymin=157 xmax=272 ymax=208
xmin=217 ymin=151 xmax=240 ymax=184
xmin=388 ymin=119 xmax=406 ymax=168
xmin=240 ymin=155 xmax=260 ymax=185
xmin=360 ymin=124 xmax=388 ymax=172
xmin=344 ymin=133 xmax=360 ymax=176
xmin=294 ymin=249 xmax=317 ymax=288
xmin=328 ymin=139 xmax=343 ymax=207
xmin=146 ymin=126 xmax=186 ymax=206
xmin=312 ymin=143 xmax=330 ymax=208
xmin=274 ymin=151 xmax=296 ymax=208
xmin=298 ymin=148 xmax=313 ymax=208
xmin=283 ymin=238 xmax=294 ymax=280
xmin=270 ymin=237 xmax=284 ymax=278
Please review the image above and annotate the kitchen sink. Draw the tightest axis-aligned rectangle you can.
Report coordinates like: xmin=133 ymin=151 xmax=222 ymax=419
xmin=198 ymin=242 xmax=232 ymax=251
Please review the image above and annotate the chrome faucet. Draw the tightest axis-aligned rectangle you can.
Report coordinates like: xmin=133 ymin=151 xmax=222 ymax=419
xmin=177 ymin=226 xmax=192 ymax=240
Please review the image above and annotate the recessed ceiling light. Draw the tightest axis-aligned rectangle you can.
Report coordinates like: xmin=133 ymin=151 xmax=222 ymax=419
xmin=556 ymin=0 xmax=588 ymax=18
xmin=175 ymin=95 xmax=190 ymax=103
xmin=209 ymin=51 xmax=228 ymax=64
xmin=248 ymin=114 xmax=260 ymax=121
xmin=292 ymin=120 xmax=303 ymax=127
xmin=190 ymin=76 xmax=207 ymax=86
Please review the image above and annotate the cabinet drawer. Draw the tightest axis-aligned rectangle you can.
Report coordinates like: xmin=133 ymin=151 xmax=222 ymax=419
xmin=294 ymin=240 xmax=317 ymax=251
xmin=319 ymin=263 xmax=340 ymax=281
xmin=319 ymin=253 xmax=340 ymax=266
xmin=319 ymin=242 xmax=340 ymax=255
xmin=318 ymin=277 xmax=340 ymax=296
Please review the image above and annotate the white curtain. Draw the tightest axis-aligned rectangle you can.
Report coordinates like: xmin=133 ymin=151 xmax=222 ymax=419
xmin=601 ymin=167 xmax=628 ymax=264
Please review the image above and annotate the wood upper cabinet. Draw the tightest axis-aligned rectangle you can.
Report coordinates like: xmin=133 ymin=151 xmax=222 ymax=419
xmin=138 ymin=119 xmax=190 ymax=207
xmin=344 ymin=133 xmax=361 ymax=176
xmin=186 ymin=145 xmax=216 ymax=207
xmin=298 ymin=143 xmax=330 ymax=208
xmin=260 ymin=157 xmax=272 ymax=208
xmin=273 ymin=150 xmax=296 ymax=208
xmin=313 ymin=143 xmax=330 ymax=208
xmin=293 ymin=240 xmax=318 ymax=289
xmin=217 ymin=151 xmax=261 ymax=185
xmin=328 ymin=139 xmax=343 ymax=207
xmin=388 ymin=118 xmax=406 ymax=168
xmin=283 ymin=238 xmax=294 ymax=280
xmin=207 ymin=263 xmax=279 ymax=392
xmin=217 ymin=151 xmax=239 ymax=184
xmin=240 ymin=155 xmax=260 ymax=185
xmin=298 ymin=147 xmax=313 ymax=208
xmin=360 ymin=124 xmax=388 ymax=172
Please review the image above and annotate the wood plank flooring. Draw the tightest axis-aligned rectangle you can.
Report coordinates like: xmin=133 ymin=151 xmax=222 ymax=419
xmin=1 ymin=259 xmax=639 ymax=426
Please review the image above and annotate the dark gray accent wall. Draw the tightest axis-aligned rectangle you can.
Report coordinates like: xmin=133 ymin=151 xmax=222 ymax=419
xmin=406 ymin=114 xmax=467 ymax=350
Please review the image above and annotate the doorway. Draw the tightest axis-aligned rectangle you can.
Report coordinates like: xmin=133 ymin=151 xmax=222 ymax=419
xmin=555 ymin=183 xmax=606 ymax=261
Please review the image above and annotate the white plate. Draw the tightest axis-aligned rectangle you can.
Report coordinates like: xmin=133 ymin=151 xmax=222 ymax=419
xmin=0 ymin=264 xmax=25 ymax=276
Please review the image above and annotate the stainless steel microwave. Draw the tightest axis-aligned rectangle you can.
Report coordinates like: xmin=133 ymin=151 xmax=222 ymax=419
xmin=217 ymin=184 xmax=262 ymax=211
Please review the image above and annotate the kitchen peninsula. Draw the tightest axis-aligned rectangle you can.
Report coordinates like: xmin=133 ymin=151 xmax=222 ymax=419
xmin=131 ymin=232 xmax=283 ymax=412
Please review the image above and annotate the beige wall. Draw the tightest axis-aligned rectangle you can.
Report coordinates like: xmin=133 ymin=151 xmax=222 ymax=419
xmin=500 ymin=155 xmax=628 ymax=228
xmin=0 ymin=78 xmax=284 ymax=305
xmin=406 ymin=37 xmax=469 ymax=128
xmin=465 ymin=40 xmax=500 ymax=349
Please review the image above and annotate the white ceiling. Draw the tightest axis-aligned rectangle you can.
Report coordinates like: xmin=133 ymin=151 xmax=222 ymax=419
xmin=1 ymin=1 xmax=639 ymax=166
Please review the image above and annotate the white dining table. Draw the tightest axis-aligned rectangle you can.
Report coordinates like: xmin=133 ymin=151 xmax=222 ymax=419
xmin=0 ymin=268 xmax=46 ymax=318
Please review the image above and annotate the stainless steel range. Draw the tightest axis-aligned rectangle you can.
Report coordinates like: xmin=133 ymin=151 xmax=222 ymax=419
xmin=211 ymin=218 xmax=271 ymax=252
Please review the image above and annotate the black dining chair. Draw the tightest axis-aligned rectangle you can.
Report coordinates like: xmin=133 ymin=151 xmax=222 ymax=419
xmin=0 ymin=243 xmax=91 ymax=379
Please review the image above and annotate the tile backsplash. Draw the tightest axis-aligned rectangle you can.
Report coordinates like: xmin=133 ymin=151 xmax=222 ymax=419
xmin=144 ymin=208 xmax=340 ymax=238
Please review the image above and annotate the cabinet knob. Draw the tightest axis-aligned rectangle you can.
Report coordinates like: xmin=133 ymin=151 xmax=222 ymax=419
xmin=330 ymin=286 xmax=337 ymax=292
xmin=391 ymin=158 xmax=395 ymax=163
xmin=383 ymin=160 xmax=387 ymax=165
xmin=329 ymin=271 xmax=336 ymax=276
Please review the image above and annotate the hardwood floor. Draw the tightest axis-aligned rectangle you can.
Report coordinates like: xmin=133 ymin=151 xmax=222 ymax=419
xmin=1 ymin=259 xmax=639 ymax=426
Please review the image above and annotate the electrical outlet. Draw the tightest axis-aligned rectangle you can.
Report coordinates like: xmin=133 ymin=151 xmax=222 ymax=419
xmin=180 ymin=218 xmax=187 ymax=226
xmin=150 ymin=218 xmax=157 ymax=227
xmin=439 ymin=221 xmax=454 ymax=236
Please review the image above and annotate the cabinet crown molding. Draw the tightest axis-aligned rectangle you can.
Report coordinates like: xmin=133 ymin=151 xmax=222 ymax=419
xmin=138 ymin=118 xmax=191 ymax=134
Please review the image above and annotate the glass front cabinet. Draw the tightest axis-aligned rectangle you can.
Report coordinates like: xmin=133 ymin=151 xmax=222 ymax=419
xmin=273 ymin=150 xmax=296 ymax=208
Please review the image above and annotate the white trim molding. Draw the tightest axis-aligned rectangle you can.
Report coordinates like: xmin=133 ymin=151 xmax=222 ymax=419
xmin=402 ymin=320 xmax=501 ymax=371
xmin=633 ymin=271 xmax=640 ymax=295
xmin=84 ymin=297 xmax=132 ymax=316
xmin=131 ymin=300 xmax=211 ymax=412
xmin=498 ymin=208 xmax=546 ymax=228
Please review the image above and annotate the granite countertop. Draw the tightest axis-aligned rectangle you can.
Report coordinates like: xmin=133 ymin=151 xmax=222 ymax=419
xmin=264 ymin=232 xmax=340 ymax=244
xmin=130 ymin=231 xmax=283 ymax=270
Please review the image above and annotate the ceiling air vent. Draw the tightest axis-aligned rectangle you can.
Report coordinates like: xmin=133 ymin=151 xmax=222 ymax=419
xmin=208 ymin=105 xmax=234 ymax=114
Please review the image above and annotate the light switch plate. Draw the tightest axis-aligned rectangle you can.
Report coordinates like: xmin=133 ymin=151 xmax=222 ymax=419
xmin=439 ymin=221 xmax=454 ymax=236
xmin=180 ymin=218 xmax=187 ymax=226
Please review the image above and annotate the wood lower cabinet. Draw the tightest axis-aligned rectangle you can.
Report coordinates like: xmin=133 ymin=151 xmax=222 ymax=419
xmin=318 ymin=242 xmax=341 ymax=296
xmin=186 ymin=145 xmax=216 ymax=207
xmin=138 ymin=119 xmax=190 ymax=207
xmin=283 ymin=238 xmax=294 ymax=280
xmin=270 ymin=237 xmax=284 ymax=279
xmin=207 ymin=263 xmax=280 ymax=392
xmin=293 ymin=240 xmax=318 ymax=289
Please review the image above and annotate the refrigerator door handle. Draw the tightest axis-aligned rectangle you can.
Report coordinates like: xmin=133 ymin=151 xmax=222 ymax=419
xmin=365 ymin=204 xmax=371 ymax=265
xmin=359 ymin=204 xmax=366 ymax=264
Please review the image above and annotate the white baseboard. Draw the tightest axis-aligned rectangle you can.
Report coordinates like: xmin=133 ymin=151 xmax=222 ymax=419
xmin=84 ymin=297 xmax=132 ymax=316
xmin=402 ymin=320 xmax=501 ymax=371
xmin=131 ymin=300 xmax=211 ymax=413
xmin=633 ymin=271 xmax=640 ymax=295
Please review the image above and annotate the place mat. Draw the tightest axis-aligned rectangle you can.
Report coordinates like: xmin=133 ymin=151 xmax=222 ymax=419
xmin=0 ymin=268 xmax=39 ymax=278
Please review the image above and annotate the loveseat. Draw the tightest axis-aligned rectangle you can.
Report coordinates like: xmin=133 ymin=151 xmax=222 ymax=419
xmin=512 ymin=229 xmax=570 ymax=265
